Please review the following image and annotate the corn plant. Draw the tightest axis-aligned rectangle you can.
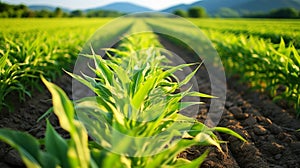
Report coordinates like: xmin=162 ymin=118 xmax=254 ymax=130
xmin=0 ymin=77 xmax=91 ymax=168
xmin=68 ymin=27 xmax=245 ymax=166
xmin=0 ymin=20 xmax=246 ymax=167
xmin=190 ymin=18 xmax=300 ymax=48
xmin=149 ymin=18 xmax=300 ymax=116
xmin=206 ymin=30 xmax=300 ymax=116
xmin=0 ymin=75 xmax=244 ymax=167
xmin=0 ymin=18 xmax=124 ymax=111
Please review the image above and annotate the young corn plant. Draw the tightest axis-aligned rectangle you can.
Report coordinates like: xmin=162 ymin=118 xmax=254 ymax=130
xmin=0 ymin=77 xmax=91 ymax=168
xmin=209 ymin=32 xmax=300 ymax=116
xmin=147 ymin=18 xmax=300 ymax=115
xmin=0 ymin=19 xmax=122 ymax=111
xmin=0 ymin=26 xmax=246 ymax=167
xmin=69 ymin=31 xmax=246 ymax=166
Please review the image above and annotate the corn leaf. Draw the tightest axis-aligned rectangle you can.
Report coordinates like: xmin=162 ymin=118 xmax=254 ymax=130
xmin=174 ymin=149 xmax=209 ymax=168
xmin=42 ymin=76 xmax=90 ymax=168
xmin=45 ymin=120 xmax=69 ymax=168
xmin=178 ymin=64 xmax=201 ymax=87
xmin=0 ymin=129 xmax=41 ymax=168
xmin=0 ymin=54 xmax=8 ymax=70
xmin=214 ymin=127 xmax=247 ymax=142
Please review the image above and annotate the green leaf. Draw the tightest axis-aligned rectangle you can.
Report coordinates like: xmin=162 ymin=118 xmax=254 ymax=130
xmin=214 ymin=127 xmax=247 ymax=142
xmin=174 ymin=149 xmax=209 ymax=168
xmin=292 ymin=47 xmax=300 ymax=66
xmin=178 ymin=63 xmax=201 ymax=87
xmin=194 ymin=132 xmax=221 ymax=151
xmin=179 ymin=102 xmax=204 ymax=111
xmin=131 ymin=74 xmax=157 ymax=109
xmin=108 ymin=62 xmax=131 ymax=84
xmin=162 ymin=63 xmax=197 ymax=79
xmin=45 ymin=120 xmax=69 ymax=168
xmin=0 ymin=129 xmax=41 ymax=168
xmin=41 ymin=76 xmax=74 ymax=131
xmin=37 ymin=107 xmax=53 ymax=122
xmin=92 ymin=50 xmax=114 ymax=85
xmin=188 ymin=122 xmax=208 ymax=137
xmin=0 ymin=54 xmax=8 ymax=70
xmin=39 ymin=152 xmax=60 ymax=168
xmin=41 ymin=76 xmax=90 ymax=168
xmin=186 ymin=91 xmax=217 ymax=98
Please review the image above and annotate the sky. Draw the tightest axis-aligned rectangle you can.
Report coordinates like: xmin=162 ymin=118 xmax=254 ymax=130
xmin=3 ymin=0 xmax=199 ymax=10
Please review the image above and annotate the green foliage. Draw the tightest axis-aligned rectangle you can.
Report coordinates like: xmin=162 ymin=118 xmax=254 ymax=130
xmin=69 ymin=22 xmax=245 ymax=166
xmin=70 ymin=10 xmax=85 ymax=17
xmin=0 ymin=2 xmax=122 ymax=18
xmin=86 ymin=10 xmax=123 ymax=18
xmin=215 ymin=7 xmax=240 ymax=18
xmin=0 ymin=19 xmax=246 ymax=167
xmin=0 ymin=76 xmax=92 ymax=168
xmin=173 ymin=10 xmax=188 ymax=17
xmin=0 ymin=18 xmax=111 ymax=111
xmin=188 ymin=6 xmax=207 ymax=18
xmin=54 ymin=7 xmax=63 ymax=17
xmin=243 ymin=7 xmax=300 ymax=18
xmin=205 ymin=30 xmax=300 ymax=116
xmin=269 ymin=7 xmax=299 ymax=18
xmin=190 ymin=18 xmax=300 ymax=50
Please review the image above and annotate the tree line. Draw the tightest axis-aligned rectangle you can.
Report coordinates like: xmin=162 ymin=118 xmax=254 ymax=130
xmin=173 ymin=6 xmax=300 ymax=18
xmin=0 ymin=2 xmax=123 ymax=18
xmin=1 ymin=2 xmax=300 ymax=19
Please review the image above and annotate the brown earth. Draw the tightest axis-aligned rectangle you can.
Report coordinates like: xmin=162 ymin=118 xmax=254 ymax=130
xmin=0 ymin=36 xmax=299 ymax=168
xmin=161 ymin=37 xmax=300 ymax=168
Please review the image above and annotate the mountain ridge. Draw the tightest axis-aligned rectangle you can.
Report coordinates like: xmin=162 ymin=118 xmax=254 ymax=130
xmin=29 ymin=5 xmax=70 ymax=12
xmin=86 ymin=2 xmax=153 ymax=13
xmin=162 ymin=0 xmax=300 ymax=15
xmin=29 ymin=2 xmax=153 ymax=13
xmin=28 ymin=0 xmax=300 ymax=15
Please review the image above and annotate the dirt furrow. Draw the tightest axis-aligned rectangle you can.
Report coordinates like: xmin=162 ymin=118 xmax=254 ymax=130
xmin=159 ymin=36 xmax=300 ymax=168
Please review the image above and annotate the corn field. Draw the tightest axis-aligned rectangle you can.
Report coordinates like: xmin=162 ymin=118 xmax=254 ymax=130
xmin=0 ymin=17 xmax=299 ymax=167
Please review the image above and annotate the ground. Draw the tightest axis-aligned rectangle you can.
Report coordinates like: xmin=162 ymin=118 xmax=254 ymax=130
xmin=0 ymin=37 xmax=299 ymax=168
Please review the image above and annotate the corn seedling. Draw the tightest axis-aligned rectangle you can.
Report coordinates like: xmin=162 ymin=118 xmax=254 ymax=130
xmin=0 ymin=20 xmax=246 ymax=167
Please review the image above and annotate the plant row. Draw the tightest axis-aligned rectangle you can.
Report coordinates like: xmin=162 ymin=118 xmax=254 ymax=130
xmin=147 ymin=18 xmax=300 ymax=116
xmin=0 ymin=21 xmax=245 ymax=167
xmin=190 ymin=19 xmax=300 ymax=48
xmin=0 ymin=19 xmax=115 ymax=111
xmin=205 ymin=30 xmax=300 ymax=116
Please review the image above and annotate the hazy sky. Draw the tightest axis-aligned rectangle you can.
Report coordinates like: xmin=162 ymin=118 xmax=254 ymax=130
xmin=3 ymin=0 xmax=199 ymax=10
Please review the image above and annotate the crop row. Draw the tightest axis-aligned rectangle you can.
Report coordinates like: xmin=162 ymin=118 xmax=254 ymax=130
xmin=0 ymin=19 xmax=112 ymax=111
xmin=190 ymin=19 xmax=300 ymax=48
xmin=147 ymin=18 xmax=300 ymax=116
xmin=0 ymin=20 xmax=245 ymax=167
xmin=205 ymin=30 xmax=300 ymax=115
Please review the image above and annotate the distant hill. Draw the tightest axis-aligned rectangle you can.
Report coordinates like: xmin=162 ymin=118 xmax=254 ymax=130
xmin=232 ymin=0 xmax=300 ymax=13
xmin=161 ymin=3 xmax=191 ymax=13
xmin=191 ymin=0 xmax=251 ymax=14
xmin=28 ymin=2 xmax=152 ymax=13
xmin=21 ymin=0 xmax=300 ymax=15
xmin=162 ymin=0 xmax=300 ymax=15
xmin=29 ymin=5 xmax=70 ymax=12
xmin=162 ymin=0 xmax=251 ymax=13
xmin=86 ymin=2 xmax=153 ymax=13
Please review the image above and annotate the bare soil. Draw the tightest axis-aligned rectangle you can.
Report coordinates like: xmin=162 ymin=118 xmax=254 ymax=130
xmin=0 ymin=36 xmax=299 ymax=168
xmin=161 ymin=37 xmax=300 ymax=168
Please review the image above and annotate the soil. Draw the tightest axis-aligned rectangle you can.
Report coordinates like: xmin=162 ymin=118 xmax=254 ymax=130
xmin=160 ymin=37 xmax=300 ymax=168
xmin=0 ymin=75 xmax=72 ymax=168
xmin=0 ymin=36 xmax=300 ymax=168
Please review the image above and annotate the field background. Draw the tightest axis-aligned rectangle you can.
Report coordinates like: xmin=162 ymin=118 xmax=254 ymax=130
xmin=1 ymin=18 xmax=299 ymax=113
xmin=1 ymin=17 xmax=300 ymax=167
